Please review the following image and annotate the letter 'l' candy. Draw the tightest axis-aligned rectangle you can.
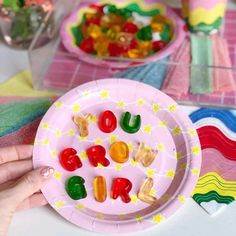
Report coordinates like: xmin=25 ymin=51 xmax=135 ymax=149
xmin=60 ymin=148 xmax=82 ymax=171
xmin=98 ymin=110 xmax=117 ymax=133
xmin=66 ymin=176 xmax=87 ymax=200
xmin=87 ymin=145 xmax=110 ymax=167
xmin=110 ymin=178 xmax=132 ymax=203
xmin=93 ymin=176 xmax=107 ymax=202
xmin=120 ymin=111 xmax=141 ymax=133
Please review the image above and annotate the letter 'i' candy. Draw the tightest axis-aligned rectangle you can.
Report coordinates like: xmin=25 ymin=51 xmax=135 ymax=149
xmin=98 ymin=110 xmax=117 ymax=133
xmin=110 ymin=178 xmax=132 ymax=203
xmin=87 ymin=145 xmax=110 ymax=167
xmin=66 ymin=176 xmax=87 ymax=200
xmin=93 ymin=176 xmax=107 ymax=202
xmin=120 ymin=111 xmax=141 ymax=134
xmin=60 ymin=148 xmax=82 ymax=171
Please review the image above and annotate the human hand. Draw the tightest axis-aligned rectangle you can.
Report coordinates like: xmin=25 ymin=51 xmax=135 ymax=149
xmin=0 ymin=145 xmax=54 ymax=236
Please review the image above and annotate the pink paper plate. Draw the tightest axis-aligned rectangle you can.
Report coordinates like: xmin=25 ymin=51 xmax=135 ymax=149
xmin=60 ymin=0 xmax=186 ymax=68
xmin=33 ymin=79 xmax=201 ymax=233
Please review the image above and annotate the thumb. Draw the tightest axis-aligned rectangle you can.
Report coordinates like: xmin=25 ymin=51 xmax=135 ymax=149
xmin=7 ymin=166 xmax=54 ymax=209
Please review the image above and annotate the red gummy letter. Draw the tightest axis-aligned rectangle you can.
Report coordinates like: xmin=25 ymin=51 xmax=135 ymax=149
xmin=98 ymin=110 xmax=117 ymax=133
xmin=60 ymin=148 xmax=82 ymax=171
xmin=111 ymin=178 xmax=132 ymax=203
xmin=86 ymin=145 xmax=110 ymax=167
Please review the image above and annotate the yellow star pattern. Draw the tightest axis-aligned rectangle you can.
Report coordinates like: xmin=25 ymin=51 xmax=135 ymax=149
xmin=192 ymin=169 xmax=200 ymax=175
xmin=166 ymin=170 xmax=175 ymax=178
xmin=188 ymin=129 xmax=196 ymax=136
xmin=159 ymin=121 xmax=167 ymax=127
xmin=76 ymin=203 xmax=85 ymax=209
xmin=82 ymin=91 xmax=90 ymax=97
xmin=137 ymin=98 xmax=145 ymax=106
xmin=127 ymin=142 xmax=134 ymax=151
xmin=78 ymin=136 xmax=87 ymax=142
xmin=152 ymin=104 xmax=159 ymax=112
xmin=114 ymin=164 xmax=123 ymax=170
xmin=117 ymin=100 xmax=126 ymax=109
xmin=174 ymin=151 xmax=182 ymax=160
xmin=100 ymin=90 xmax=109 ymax=98
xmin=130 ymin=159 xmax=138 ymax=166
xmin=136 ymin=215 xmax=143 ymax=223
xmin=55 ymin=102 xmax=63 ymax=108
xmin=88 ymin=115 xmax=97 ymax=124
xmin=109 ymin=135 xmax=118 ymax=143
xmin=178 ymin=195 xmax=186 ymax=203
xmin=96 ymin=213 xmax=104 ymax=219
xmin=42 ymin=122 xmax=49 ymax=129
xmin=168 ymin=104 xmax=177 ymax=112
xmin=152 ymin=214 xmax=165 ymax=224
xmin=80 ymin=151 xmax=87 ymax=160
xmin=181 ymin=163 xmax=187 ymax=170
xmin=157 ymin=143 xmax=165 ymax=151
xmin=143 ymin=125 xmax=153 ymax=134
xmin=55 ymin=200 xmax=64 ymax=209
xmin=172 ymin=127 xmax=181 ymax=135
xmin=146 ymin=168 xmax=155 ymax=178
xmin=50 ymin=150 xmax=57 ymax=158
xmin=72 ymin=104 xmax=81 ymax=112
xmin=130 ymin=195 xmax=139 ymax=204
xmin=96 ymin=163 xmax=105 ymax=169
xmin=67 ymin=129 xmax=75 ymax=136
xmin=94 ymin=138 xmax=103 ymax=145
xmin=42 ymin=139 xmax=49 ymax=145
xmin=53 ymin=172 xmax=62 ymax=180
xmin=55 ymin=130 xmax=62 ymax=138
xmin=191 ymin=145 xmax=201 ymax=155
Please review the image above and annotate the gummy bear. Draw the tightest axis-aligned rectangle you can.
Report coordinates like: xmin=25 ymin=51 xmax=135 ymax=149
xmin=136 ymin=25 xmax=152 ymax=41
xmin=108 ymin=43 xmax=127 ymax=57
xmin=109 ymin=141 xmax=129 ymax=163
xmin=137 ymin=178 xmax=157 ymax=204
xmin=106 ymin=25 xmax=121 ymax=40
xmin=94 ymin=35 xmax=110 ymax=57
xmin=87 ymin=24 xmax=102 ymax=39
xmin=151 ymin=22 xmax=164 ymax=32
xmin=152 ymin=40 xmax=166 ymax=51
xmin=93 ymin=176 xmax=107 ymax=202
xmin=122 ymin=22 xmax=139 ymax=34
xmin=111 ymin=178 xmax=132 ymax=203
xmin=98 ymin=110 xmax=117 ymax=133
xmin=87 ymin=145 xmax=110 ymax=167
xmin=79 ymin=37 xmax=94 ymax=53
xmin=60 ymin=148 xmax=82 ymax=171
xmin=66 ymin=176 xmax=87 ymax=200
xmin=120 ymin=112 xmax=141 ymax=133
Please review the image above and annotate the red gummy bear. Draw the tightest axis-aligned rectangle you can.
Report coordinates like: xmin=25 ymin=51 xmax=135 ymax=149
xmin=89 ymin=4 xmax=105 ymax=13
xmin=86 ymin=16 xmax=101 ymax=26
xmin=110 ymin=178 xmax=132 ymax=203
xmin=87 ymin=145 xmax=110 ymax=167
xmin=122 ymin=22 xmax=139 ymax=34
xmin=79 ymin=37 xmax=94 ymax=53
xmin=129 ymin=38 xmax=138 ymax=50
xmin=98 ymin=110 xmax=117 ymax=133
xmin=60 ymin=148 xmax=82 ymax=171
xmin=152 ymin=40 xmax=166 ymax=51
xmin=108 ymin=43 xmax=127 ymax=57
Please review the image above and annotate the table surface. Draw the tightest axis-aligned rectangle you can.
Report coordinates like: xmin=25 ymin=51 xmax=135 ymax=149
xmin=1 ymin=1 xmax=236 ymax=236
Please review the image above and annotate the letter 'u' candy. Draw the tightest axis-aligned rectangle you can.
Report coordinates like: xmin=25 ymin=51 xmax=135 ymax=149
xmin=87 ymin=145 xmax=110 ymax=167
xmin=60 ymin=148 xmax=82 ymax=171
xmin=109 ymin=141 xmax=129 ymax=163
xmin=66 ymin=176 xmax=87 ymax=200
xmin=110 ymin=178 xmax=132 ymax=203
xmin=98 ymin=110 xmax=117 ymax=133
xmin=93 ymin=176 xmax=107 ymax=202
xmin=120 ymin=111 xmax=141 ymax=134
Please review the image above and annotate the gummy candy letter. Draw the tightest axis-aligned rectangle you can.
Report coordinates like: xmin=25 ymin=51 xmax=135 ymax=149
xmin=111 ymin=178 xmax=132 ymax=203
xmin=87 ymin=145 xmax=110 ymax=167
xmin=138 ymin=178 xmax=157 ymax=204
xmin=120 ymin=112 xmax=141 ymax=133
xmin=66 ymin=176 xmax=87 ymax=200
xmin=60 ymin=148 xmax=82 ymax=171
xmin=98 ymin=110 xmax=117 ymax=133
xmin=93 ymin=176 xmax=107 ymax=202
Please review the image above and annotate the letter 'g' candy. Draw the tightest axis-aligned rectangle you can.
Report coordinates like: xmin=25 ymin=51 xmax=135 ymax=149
xmin=98 ymin=110 xmax=117 ymax=133
xmin=93 ymin=176 xmax=107 ymax=202
xmin=66 ymin=176 xmax=87 ymax=200
xmin=111 ymin=178 xmax=132 ymax=203
xmin=60 ymin=148 xmax=82 ymax=171
xmin=87 ymin=145 xmax=110 ymax=167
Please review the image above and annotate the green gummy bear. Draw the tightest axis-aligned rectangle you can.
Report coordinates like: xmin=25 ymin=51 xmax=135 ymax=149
xmin=120 ymin=112 xmax=141 ymax=134
xmin=71 ymin=26 xmax=84 ymax=46
xmin=160 ymin=23 xmax=172 ymax=43
xmin=136 ymin=25 xmax=152 ymax=41
xmin=66 ymin=176 xmax=87 ymax=200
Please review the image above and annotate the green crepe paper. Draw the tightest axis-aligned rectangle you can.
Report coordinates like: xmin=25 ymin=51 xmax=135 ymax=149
xmin=190 ymin=35 xmax=213 ymax=94
xmin=124 ymin=3 xmax=160 ymax=16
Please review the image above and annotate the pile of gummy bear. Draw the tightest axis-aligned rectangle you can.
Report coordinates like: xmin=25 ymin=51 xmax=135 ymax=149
xmin=71 ymin=3 xmax=174 ymax=59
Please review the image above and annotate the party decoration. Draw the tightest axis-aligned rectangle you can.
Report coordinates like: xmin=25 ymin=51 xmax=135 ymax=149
xmin=60 ymin=148 xmax=82 ymax=171
xmin=120 ymin=111 xmax=141 ymax=134
xmin=138 ymin=178 xmax=157 ymax=204
xmin=110 ymin=178 xmax=132 ymax=203
xmin=87 ymin=145 xmax=110 ymax=167
xmin=109 ymin=141 xmax=129 ymax=163
xmin=93 ymin=176 xmax=107 ymax=202
xmin=66 ymin=176 xmax=87 ymax=200
xmin=134 ymin=142 xmax=157 ymax=167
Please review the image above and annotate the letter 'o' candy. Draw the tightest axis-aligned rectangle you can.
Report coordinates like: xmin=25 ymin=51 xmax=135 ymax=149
xmin=93 ymin=176 xmax=107 ymax=202
xmin=60 ymin=148 xmax=82 ymax=171
xmin=120 ymin=111 xmax=141 ymax=134
xmin=87 ymin=145 xmax=110 ymax=167
xmin=109 ymin=141 xmax=129 ymax=163
xmin=110 ymin=177 xmax=132 ymax=203
xmin=66 ymin=176 xmax=87 ymax=200
xmin=98 ymin=110 xmax=117 ymax=133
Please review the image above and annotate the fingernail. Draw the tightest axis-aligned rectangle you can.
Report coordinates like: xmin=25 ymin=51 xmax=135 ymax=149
xmin=40 ymin=167 xmax=54 ymax=178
